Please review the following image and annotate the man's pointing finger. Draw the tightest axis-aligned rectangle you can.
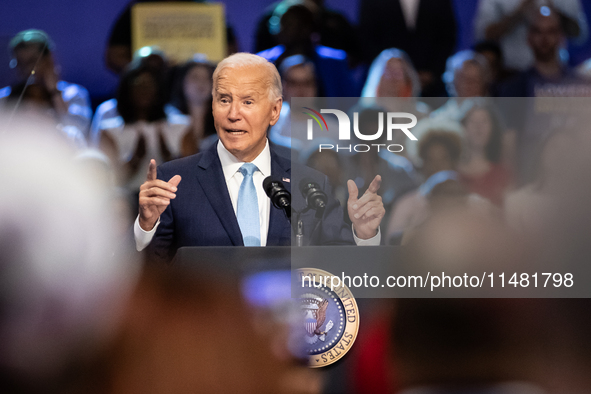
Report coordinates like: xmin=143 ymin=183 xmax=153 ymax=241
xmin=147 ymin=159 xmax=157 ymax=181
xmin=366 ymin=175 xmax=382 ymax=194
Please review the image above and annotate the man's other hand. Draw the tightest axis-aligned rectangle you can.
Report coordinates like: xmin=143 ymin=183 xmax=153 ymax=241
xmin=347 ymin=175 xmax=385 ymax=240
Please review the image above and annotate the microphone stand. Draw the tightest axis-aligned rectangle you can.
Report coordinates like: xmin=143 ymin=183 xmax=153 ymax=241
xmin=292 ymin=206 xmax=324 ymax=247
xmin=293 ymin=209 xmax=304 ymax=247
xmin=296 ymin=214 xmax=304 ymax=247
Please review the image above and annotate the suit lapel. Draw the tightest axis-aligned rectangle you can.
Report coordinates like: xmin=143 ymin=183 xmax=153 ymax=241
xmin=267 ymin=146 xmax=291 ymax=246
xmin=195 ymin=143 xmax=244 ymax=246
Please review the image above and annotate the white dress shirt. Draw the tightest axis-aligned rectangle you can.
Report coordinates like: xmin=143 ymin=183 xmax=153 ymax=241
xmin=218 ymin=138 xmax=272 ymax=246
xmin=134 ymin=139 xmax=380 ymax=250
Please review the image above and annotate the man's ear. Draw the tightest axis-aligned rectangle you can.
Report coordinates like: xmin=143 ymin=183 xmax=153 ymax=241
xmin=269 ymin=97 xmax=283 ymax=126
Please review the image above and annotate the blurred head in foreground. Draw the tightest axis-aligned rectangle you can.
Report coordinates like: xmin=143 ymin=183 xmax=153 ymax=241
xmin=394 ymin=116 xmax=591 ymax=393
xmin=395 ymin=212 xmax=543 ymax=392
xmin=0 ymin=114 xmax=139 ymax=391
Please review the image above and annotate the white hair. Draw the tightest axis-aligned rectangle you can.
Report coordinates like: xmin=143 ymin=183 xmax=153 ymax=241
xmin=361 ymin=48 xmax=421 ymax=98
xmin=443 ymin=50 xmax=491 ymax=97
xmin=212 ymin=52 xmax=282 ymax=101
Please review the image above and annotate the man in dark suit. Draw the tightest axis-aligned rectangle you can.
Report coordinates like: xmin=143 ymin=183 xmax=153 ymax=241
xmin=134 ymin=53 xmax=385 ymax=262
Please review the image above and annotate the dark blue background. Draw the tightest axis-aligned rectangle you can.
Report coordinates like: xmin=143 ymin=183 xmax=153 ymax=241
xmin=1 ymin=0 xmax=590 ymax=102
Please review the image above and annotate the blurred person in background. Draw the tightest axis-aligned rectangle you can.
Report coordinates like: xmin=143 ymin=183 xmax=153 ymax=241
xmin=132 ymin=46 xmax=174 ymax=103
xmin=105 ymin=0 xmax=239 ymax=75
xmin=90 ymin=47 xmax=180 ymax=146
xmin=257 ymin=0 xmax=357 ymax=97
xmin=441 ymin=50 xmax=492 ymax=105
xmin=360 ymin=48 xmax=431 ymax=115
xmin=473 ymin=40 xmax=519 ymax=96
xmin=97 ymin=62 xmax=187 ymax=211
xmin=360 ymin=48 xmax=431 ymax=157
xmin=498 ymin=6 xmax=588 ymax=97
xmin=305 ymin=148 xmax=346 ymax=204
xmin=459 ymin=103 xmax=513 ymax=206
xmin=268 ymin=55 xmax=321 ymax=152
xmin=504 ymin=129 xmax=572 ymax=235
xmin=167 ymin=56 xmax=217 ymax=157
xmin=406 ymin=50 xmax=492 ymax=163
xmin=474 ymin=0 xmax=587 ymax=72
xmin=254 ymin=0 xmax=360 ymax=66
xmin=361 ymin=48 xmax=422 ymax=99
xmin=497 ymin=8 xmax=590 ymax=184
xmin=386 ymin=130 xmax=492 ymax=244
xmin=5 ymin=79 xmax=87 ymax=150
xmin=358 ymin=0 xmax=457 ymax=97
xmin=0 ymin=29 xmax=92 ymax=138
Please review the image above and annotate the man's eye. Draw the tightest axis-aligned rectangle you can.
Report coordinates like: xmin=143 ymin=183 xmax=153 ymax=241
xmin=220 ymin=98 xmax=230 ymax=103
xmin=245 ymin=100 xmax=253 ymax=105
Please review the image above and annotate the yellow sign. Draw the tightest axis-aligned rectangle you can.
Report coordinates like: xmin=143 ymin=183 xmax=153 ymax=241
xmin=132 ymin=2 xmax=227 ymax=63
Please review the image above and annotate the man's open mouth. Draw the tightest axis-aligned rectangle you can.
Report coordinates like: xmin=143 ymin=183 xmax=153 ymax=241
xmin=226 ymin=129 xmax=247 ymax=135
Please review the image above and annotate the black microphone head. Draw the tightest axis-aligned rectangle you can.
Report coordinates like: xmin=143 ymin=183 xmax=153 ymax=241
xmin=299 ymin=178 xmax=327 ymax=210
xmin=298 ymin=178 xmax=317 ymax=194
xmin=263 ymin=177 xmax=285 ymax=197
xmin=263 ymin=176 xmax=291 ymax=209
xmin=263 ymin=176 xmax=274 ymax=196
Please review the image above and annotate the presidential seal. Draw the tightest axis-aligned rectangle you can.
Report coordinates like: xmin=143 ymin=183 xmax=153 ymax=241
xmin=296 ymin=268 xmax=360 ymax=368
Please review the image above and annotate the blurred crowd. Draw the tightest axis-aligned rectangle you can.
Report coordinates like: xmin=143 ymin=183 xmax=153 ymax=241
xmin=1 ymin=0 xmax=590 ymax=234
xmin=2 ymin=0 xmax=591 ymax=393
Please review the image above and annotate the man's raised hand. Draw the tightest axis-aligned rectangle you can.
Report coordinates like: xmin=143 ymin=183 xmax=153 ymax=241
xmin=347 ymin=175 xmax=385 ymax=240
xmin=138 ymin=159 xmax=181 ymax=231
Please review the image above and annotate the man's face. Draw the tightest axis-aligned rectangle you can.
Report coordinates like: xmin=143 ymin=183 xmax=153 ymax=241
xmin=213 ymin=65 xmax=282 ymax=162
xmin=528 ymin=14 xmax=563 ymax=62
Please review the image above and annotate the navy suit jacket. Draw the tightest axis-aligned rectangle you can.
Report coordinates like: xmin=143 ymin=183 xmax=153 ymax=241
xmin=148 ymin=142 xmax=354 ymax=263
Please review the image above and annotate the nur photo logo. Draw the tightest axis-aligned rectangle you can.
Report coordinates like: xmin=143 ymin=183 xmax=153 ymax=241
xmin=303 ymin=107 xmax=418 ymax=153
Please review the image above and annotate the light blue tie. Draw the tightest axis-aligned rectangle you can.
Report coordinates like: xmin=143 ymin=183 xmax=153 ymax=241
xmin=237 ymin=163 xmax=260 ymax=246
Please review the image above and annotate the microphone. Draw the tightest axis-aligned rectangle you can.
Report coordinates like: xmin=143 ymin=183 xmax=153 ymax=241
xmin=299 ymin=178 xmax=326 ymax=210
xmin=263 ymin=177 xmax=291 ymax=219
